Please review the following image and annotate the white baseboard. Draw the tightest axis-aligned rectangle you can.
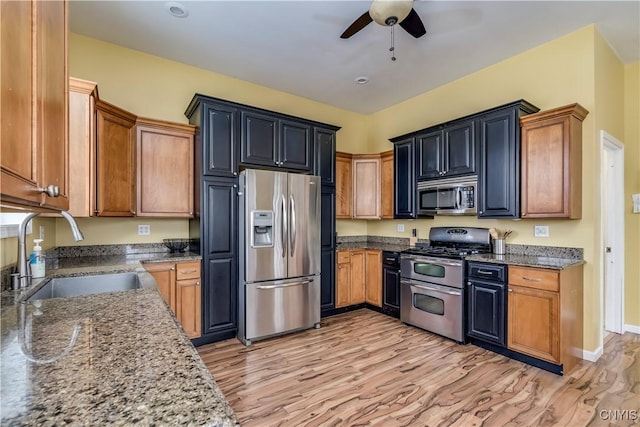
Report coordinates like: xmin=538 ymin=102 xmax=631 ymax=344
xmin=583 ymin=346 xmax=603 ymax=362
xmin=624 ymin=324 xmax=640 ymax=334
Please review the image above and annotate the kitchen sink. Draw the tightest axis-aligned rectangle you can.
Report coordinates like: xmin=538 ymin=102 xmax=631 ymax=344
xmin=27 ymin=273 xmax=142 ymax=301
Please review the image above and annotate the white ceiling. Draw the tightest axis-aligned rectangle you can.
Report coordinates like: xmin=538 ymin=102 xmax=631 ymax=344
xmin=69 ymin=1 xmax=640 ymax=115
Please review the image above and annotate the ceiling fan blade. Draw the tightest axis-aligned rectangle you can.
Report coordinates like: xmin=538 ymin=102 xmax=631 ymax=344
xmin=340 ymin=11 xmax=373 ymax=39
xmin=399 ymin=8 xmax=426 ymax=38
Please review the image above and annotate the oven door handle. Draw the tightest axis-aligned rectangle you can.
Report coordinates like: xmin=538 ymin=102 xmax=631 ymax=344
xmin=402 ymin=279 xmax=462 ymax=296
xmin=402 ymin=256 xmax=463 ymax=267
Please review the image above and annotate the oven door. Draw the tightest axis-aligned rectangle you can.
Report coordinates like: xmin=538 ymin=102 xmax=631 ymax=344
xmin=400 ymin=278 xmax=464 ymax=342
xmin=400 ymin=255 xmax=463 ymax=287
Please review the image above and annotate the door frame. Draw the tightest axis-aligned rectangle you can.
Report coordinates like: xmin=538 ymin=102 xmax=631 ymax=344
xmin=599 ymin=130 xmax=625 ymax=345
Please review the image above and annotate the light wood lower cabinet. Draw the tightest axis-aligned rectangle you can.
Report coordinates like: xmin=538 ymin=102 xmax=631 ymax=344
xmin=507 ymin=264 xmax=583 ymax=373
xmin=336 ymin=249 xmax=382 ymax=308
xmin=145 ymin=260 xmax=202 ymax=339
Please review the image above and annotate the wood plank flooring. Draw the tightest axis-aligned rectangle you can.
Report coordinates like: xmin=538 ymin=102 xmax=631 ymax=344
xmin=197 ymin=309 xmax=640 ymax=427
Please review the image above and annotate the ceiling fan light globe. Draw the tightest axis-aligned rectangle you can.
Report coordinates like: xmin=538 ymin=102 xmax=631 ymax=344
xmin=369 ymin=0 xmax=413 ymax=27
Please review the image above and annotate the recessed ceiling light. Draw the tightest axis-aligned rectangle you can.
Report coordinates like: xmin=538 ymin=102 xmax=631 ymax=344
xmin=165 ymin=1 xmax=189 ymax=18
xmin=355 ymin=76 xmax=369 ymax=84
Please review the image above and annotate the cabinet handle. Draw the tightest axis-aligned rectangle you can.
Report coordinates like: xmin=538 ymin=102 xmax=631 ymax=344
xmin=477 ymin=270 xmax=493 ymax=275
xmin=38 ymin=185 xmax=59 ymax=197
xmin=522 ymin=276 xmax=542 ymax=282
xmin=180 ymin=269 xmax=197 ymax=274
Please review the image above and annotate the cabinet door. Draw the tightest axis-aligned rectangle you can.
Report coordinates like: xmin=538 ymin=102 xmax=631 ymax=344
xmin=68 ymin=78 xmax=97 ymax=217
xmin=350 ymin=250 xmax=366 ymax=304
xmin=314 ymin=127 xmax=336 ymax=186
xmin=176 ymin=278 xmax=202 ymax=339
xmin=1 ymin=0 xmax=40 ymax=206
xmin=202 ymin=178 xmax=238 ymax=336
xmin=365 ymin=250 xmax=382 ymax=307
xmin=335 ymin=252 xmax=351 ymax=308
xmin=321 ymin=248 xmax=335 ymax=312
xmin=417 ymin=130 xmax=443 ymax=179
xmin=136 ymin=121 xmax=194 ymax=217
xmin=394 ymin=139 xmax=416 ymax=219
xmin=444 ymin=120 xmax=476 ymax=177
xmin=335 ymin=152 xmax=352 ymax=218
xmin=95 ymin=100 xmax=137 ymax=216
xmin=380 ymin=151 xmax=394 ymax=219
xmin=508 ymin=285 xmax=560 ymax=363
xmin=279 ymin=120 xmax=312 ymax=172
xmin=203 ymin=257 xmax=236 ymax=335
xmin=320 ymin=190 xmax=335 ymax=248
xmin=35 ymin=0 xmax=68 ymax=210
xmin=467 ymin=280 xmax=506 ymax=346
xmin=477 ymin=108 xmax=519 ymax=218
xmin=203 ymin=102 xmax=238 ymax=177
xmin=240 ymin=110 xmax=278 ymax=168
xmin=382 ymin=265 xmax=401 ymax=313
xmin=352 ymin=156 xmax=381 ymax=219
xmin=145 ymin=262 xmax=176 ymax=312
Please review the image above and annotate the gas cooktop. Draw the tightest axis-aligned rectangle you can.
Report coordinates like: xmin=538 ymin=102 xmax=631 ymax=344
xmin=403 ymin=227 xmax=492 ymax=259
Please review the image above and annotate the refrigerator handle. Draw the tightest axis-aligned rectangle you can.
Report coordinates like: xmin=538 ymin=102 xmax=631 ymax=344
xmin=290 ymin=194 xmax=296 ymax=257
xmin=281 ymin=195 xmax=287 ymax=258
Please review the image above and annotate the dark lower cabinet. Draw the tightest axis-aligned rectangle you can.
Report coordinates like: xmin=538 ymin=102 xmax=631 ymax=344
xmin=193 ymin=177 xmax=238 ymax=344
xmin=320 ymin=188 xmax=336 ymax=315
xmin=466 ymin=261 xmax=507 ymax=347
xmin=382 ymin=251 xmax=401 ymax=318
xmin=321 ymin=248 xmax=335 ymax=314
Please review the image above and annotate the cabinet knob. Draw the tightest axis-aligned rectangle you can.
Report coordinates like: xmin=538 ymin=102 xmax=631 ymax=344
xmin=196 ymin=281 xmax=200 ymax=286
xmin=508 ymin=288 xmax=513 ymax=292
xmin=170 ymin=267 xmax=175 ymax=271
xmin=233 ymin=172 xmax=238 ymax=176
xmin=38 ymin=185 xmax=59 ymax=197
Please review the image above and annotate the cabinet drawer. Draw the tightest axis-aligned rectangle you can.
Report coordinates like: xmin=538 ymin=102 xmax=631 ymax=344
xmin=468 ymin=262 xmax=506 ymax=282
xmin=176 ymin=261 xmax=201 ymax=280
xmin=509 ymin=266 xmax=558 ymax=292
xmin=337 ymin=251 xmax=351 ymax=264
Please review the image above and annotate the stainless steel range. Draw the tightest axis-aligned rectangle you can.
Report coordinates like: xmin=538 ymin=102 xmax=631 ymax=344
xmin=400 ymin=227 xmax=491 ymax=342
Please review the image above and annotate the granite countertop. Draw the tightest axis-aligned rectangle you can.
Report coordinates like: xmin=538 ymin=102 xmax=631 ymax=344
xmin=336 ymin=242 xmax=409 ymax=253
xmin=466 ymin=253 xmax=585 ymax=270
xmin=0 ymin=252 xmax=239 ymax=426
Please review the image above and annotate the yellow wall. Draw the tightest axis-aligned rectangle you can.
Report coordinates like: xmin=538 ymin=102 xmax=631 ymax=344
xmin=624 ymin=62 xmax=640 ymax=327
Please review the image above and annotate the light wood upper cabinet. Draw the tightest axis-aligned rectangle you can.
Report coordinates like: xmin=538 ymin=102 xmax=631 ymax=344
xmin=380 ymin=150 xmax=394 ymax=219
xmin=507 ymin=264 xmax=583 ymax=373
xmin=336 ymin=152 xmax=352 ymax=218
xmin=1 ymin=0 xmax=69 ymax=210
xmin=95 ymin=99 xmax=137 ymax=216
xmin=145 ymin=260 xmax=202 ymax=339
xmin=68 ymin=78 xmax=98 ymax=217
xmin=364 ymin=250 xmax=382 ymax=307
xmin=520 ymin=104 xmax=588 ymax=219
xmin=136 ymin=118 xmax=195 ymax=217
xmin=352 ymin=155 xmax=381 ymax=219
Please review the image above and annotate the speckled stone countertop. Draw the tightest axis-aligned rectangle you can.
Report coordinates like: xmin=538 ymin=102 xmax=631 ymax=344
xmin=0 ymin=251 xmax=239 ymax=426
xmin=465 ymin=253 xmax=584 ymax=270
xmin=336 ymin=236 xmax=413 ymax=253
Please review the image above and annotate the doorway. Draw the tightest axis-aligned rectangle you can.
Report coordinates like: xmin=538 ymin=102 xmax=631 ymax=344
xmin=600 ymin=130 xmax=625 ymax=345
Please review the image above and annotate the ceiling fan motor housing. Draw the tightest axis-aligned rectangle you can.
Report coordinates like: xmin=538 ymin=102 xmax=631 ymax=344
xmin=369 ymin=0 xmax=413 ymax=27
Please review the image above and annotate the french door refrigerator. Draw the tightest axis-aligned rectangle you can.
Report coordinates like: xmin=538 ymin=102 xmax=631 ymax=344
xmin=238 ymin=169 xmax=321 ymax=345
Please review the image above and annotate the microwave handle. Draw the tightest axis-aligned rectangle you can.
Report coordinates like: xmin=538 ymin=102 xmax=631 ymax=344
xmin=456 ymin=189 xmax=462 ymax=210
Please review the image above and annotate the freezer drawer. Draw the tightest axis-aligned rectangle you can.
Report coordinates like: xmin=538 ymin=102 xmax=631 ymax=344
xmin=244 ymin=276 xmax=320 ymax=342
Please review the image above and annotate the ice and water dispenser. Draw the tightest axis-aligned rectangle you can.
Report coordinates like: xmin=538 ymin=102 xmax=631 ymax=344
xmin=251 ymin=211 xmax=274 ymax=247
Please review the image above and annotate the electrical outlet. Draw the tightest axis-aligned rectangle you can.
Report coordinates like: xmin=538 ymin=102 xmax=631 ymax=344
xmin=397 ymin=224 xmax=405 ymax=232
xmin=633 ymin=193 xmax=640 ymax=213
xmin=534 ymin=225 xmax=549 ymax=238
xmin=39 ymin=225 xmax=45 ymax=240
xmin=138 ymin=224 xmax=150 ymax=236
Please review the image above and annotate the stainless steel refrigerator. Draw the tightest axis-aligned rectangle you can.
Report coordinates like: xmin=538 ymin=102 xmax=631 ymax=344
xmin=238 ymin=169 xmax=321 ymax=345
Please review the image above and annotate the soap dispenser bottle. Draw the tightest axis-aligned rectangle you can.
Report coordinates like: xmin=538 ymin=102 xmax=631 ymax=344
xmin=31 ymin=239 xmax=45 ymax=278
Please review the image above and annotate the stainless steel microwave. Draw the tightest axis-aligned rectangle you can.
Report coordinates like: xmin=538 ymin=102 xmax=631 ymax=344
xmin=417 ymin=175 xmax=477 ymax=215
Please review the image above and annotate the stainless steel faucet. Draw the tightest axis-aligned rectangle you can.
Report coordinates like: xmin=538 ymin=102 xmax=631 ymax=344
xmin=16 ymin=211 xmax=84 ymax=289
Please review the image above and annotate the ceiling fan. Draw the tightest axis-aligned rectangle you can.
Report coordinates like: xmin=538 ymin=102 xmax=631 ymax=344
xmin=340 ymin=0 xmax=426 ymax=39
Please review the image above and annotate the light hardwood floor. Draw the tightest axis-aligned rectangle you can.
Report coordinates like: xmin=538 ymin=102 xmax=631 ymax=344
xmin=198 ymin=309 xmax=640 ymax=427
